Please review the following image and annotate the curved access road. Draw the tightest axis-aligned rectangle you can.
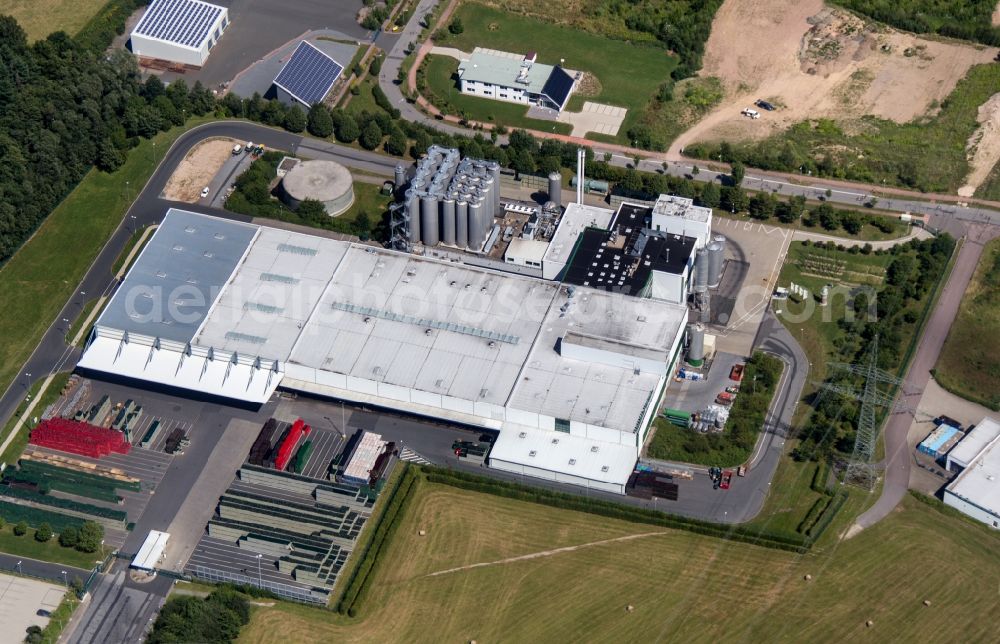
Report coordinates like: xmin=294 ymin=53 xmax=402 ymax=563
xmin=0 ymin=121 xmax=401 ymax=450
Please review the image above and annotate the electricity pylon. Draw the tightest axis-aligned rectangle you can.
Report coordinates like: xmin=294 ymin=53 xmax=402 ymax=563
xmin=818 ymin=336 xmax=929 ymax=489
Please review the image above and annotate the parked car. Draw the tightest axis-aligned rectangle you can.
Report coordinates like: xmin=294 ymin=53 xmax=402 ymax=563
xmin=737 ymin=465 xmax=747 ymax=477
xmin=201 ymin=186 xmax=210 ymax=198
xmin=741 ymin=107 xmax=760 ymax=119
xmin=709 ymin=466 xmax=722 ymax=489
xmin=755 ymin=99 xmax=776 ymax=111
xmin=729 ymin=364 xmax=745 ymax=382
xmin=720 ymin=470 xmax=733 ymax=490
xmin=725 ymin=386 xmax=740 ymax=394
xmin=36 ymin=609 xmax=51 ymax=617
xmin=232 ymin=143 xmax=242 ymax=155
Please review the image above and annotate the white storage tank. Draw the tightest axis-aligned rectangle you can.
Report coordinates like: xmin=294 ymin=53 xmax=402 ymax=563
xmin=280 ymin=160 xmax=355 ymax=216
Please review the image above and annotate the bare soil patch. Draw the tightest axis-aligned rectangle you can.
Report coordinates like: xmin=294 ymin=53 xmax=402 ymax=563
xmin=575 ymin=71 xmax=603 ymax=97
xmin=671 ymin=0 xmax=998 ymax=156
xmin=162 ymin=138 xmax=238 ymax=202
xmin=959 ymin=92 xmax=1000 ymax=197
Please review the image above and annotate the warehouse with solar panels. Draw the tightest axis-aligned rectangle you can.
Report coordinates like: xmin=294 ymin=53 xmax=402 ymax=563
xmin=273 ymin=41 xmax=345 ymax=107
xmin=79 ymin=209 xmax=690 ymax=494
xmin=130 ymin=0 xmax=230 ymax=67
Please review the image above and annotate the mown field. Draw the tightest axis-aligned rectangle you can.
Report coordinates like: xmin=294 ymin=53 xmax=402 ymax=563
xmin=238 ymin=482 xmax=1000 ymax=643
xmin=0 ymin=0 xmax=109 ymax=41
xmin=934 ymin=237 xmax=1000 ymax=410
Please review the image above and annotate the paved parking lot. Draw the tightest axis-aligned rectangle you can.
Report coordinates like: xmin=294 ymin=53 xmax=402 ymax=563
xmin=557 ymin=101 xmax=628 ymax=137
xmin=0 ymin=573 xmax=65 ymax=644
xmin=661 ymin=351 xmax=745 ymax=417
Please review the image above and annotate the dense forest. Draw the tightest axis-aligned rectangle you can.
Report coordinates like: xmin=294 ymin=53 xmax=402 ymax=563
xmin=833 ymin=0 xmax=1000 ymax=45
xmin=0 ymin=0 xmax=225 ymax=264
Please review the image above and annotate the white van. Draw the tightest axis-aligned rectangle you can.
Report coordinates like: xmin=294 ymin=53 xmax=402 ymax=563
xmin=741 ymin=108 xmax=760 ymax=119
xmin=232 ymin=144 xmax=243 ymax=155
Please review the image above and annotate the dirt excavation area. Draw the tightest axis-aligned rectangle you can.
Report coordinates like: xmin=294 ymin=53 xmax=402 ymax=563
xmin=162 ymin=138 xmax=239 ymax=202
xmin=669 ymin=0 xmax=999 ymax=157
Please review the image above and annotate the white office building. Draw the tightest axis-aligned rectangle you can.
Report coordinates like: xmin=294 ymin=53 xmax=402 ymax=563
xmin=943 ymin=418 xmax=1000 ymax=529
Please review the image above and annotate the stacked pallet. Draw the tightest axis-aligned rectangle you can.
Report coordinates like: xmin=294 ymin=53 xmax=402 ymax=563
xmin=274 ymin=419 xmax=310 ymax=471
xmin=30 ymin=418 xmax=130 ymax=458
xmin=248 ymin=419 xmax=278 ymax=466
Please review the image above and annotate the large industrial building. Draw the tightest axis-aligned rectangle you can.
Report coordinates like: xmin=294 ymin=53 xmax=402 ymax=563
xmin=80 ymin=209 xmax=689 ymax=493
xmin=129 ymin=0 xmax=230 ymax=67
xmin=457 ymin=48 xmax=577 ymax=113
xmin=943 ymin=418 xmax=1000 ymax=529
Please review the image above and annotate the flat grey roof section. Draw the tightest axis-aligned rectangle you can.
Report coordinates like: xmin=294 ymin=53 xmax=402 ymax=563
xmin=95 ymin=209 xmax=258 ymax=344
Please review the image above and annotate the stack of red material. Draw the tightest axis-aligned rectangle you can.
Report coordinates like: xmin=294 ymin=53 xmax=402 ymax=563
xmin=274 ymin=418 xmax=310 ymax=471
xmin=30 ymin=418 xmax=131 ymax=458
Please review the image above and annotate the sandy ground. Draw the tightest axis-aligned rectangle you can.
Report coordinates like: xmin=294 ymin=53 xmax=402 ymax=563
xmin=670 ymin=0 xmax=999 ymax=157
xmin=959 ymin=93 xmax=1000 ymax=196
xmin=162 ymin=138 xmax=240 ymax=202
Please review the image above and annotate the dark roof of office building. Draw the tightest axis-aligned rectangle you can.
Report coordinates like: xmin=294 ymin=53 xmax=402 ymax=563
xmin=274 ymin=41 xmax=344 ymax=107
xmin=562 ymin=202 xmax=696 ymax=296
xmin=541 ymin=66 xmax=575 ymax=110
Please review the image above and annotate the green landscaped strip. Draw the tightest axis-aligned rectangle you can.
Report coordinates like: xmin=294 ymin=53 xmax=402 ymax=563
xmin=0 ymin=524 xmax=100 ymax=570
xmin=65 ymin=299 xmax=100 ymax=346
xmin=0 ymin=117 xmax=214 ymax=414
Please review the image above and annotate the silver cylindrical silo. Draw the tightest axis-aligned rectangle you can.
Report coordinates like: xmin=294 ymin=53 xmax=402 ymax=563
xmin=456 ymin=199 xmax=469 ymax=249
xmin=694 ymin=248 xmax=710 ymax=292
xmin=548 ymin=171 xmax=562 ymax=209
xmin=707 ymin=241 xmax=724 ymax=288
xmin=406 ymin=191 xmax=420 ymax=244
xmin=394 ymin=165 xmax=406 ymax=190
xmin=420 ymin=195 xmax=439 ymax=246
xmin=469 ymin=199 xmax=485 ymax=251
xmin=441 ymin=198 xmax=456 ymax=246
xmin=482 ymin=176 xmax=496 ymax=217
xmin=688 ymin=323 xmax=705 ymax=366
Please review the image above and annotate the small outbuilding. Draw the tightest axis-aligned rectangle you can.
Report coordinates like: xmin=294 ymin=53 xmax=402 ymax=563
xmin=280 ymin=159 xmax=354 ymax=216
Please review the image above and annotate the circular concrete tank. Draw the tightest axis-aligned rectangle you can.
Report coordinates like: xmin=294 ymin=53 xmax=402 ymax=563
xmin=281 ymin=159 xmax=355 ymax=216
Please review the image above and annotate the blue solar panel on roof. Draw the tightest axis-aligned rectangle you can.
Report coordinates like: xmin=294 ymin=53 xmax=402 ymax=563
xmin=273 ymin=41 xmax=344 ymax=106
xmin=541 ymin=66 xmax=575 ymax=110
xmin=133 ymin=0 xmax=224 ymax=48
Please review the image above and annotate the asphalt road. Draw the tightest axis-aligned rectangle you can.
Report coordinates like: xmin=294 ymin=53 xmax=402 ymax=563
xmin=0 ymin=553 xmax=92 ymax=587
xmin=854 ymin=223 xmax=1000 ymax=529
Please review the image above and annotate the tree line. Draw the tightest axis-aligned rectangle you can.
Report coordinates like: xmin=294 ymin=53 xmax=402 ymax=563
xmin=832 ymin=0 xmax=1000 ymax=46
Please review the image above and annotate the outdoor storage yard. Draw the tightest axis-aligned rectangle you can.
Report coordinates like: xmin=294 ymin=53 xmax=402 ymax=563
xmin=236 ymin=480 xmax=1000 ymax=642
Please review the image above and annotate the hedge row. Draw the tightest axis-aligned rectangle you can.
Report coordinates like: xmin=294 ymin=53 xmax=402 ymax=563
xmin=810 ymin=461 xmax=830 ymax=495
xmin=421 ymin=467 xmax=810 ymax=553
xmin=0 ymin=486 xmax=127 ymax=522
xmin=0 ymin=500 xmax=86 ymax=533
xmin=337 ymin=465 xmax=420 ymax=616
xmin=805 ymin=491 xmax=849 ymax=541
xmin=797 ymin=496 xmax=830 ymax=535
xmin=74 ymin=0 xmax=147 ymax=54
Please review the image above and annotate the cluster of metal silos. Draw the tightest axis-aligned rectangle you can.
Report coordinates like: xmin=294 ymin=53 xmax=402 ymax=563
xmin=400 ymin=146 xmax=501 ymax=251
xmin=706 ymin=235 xmax=726 ymax=288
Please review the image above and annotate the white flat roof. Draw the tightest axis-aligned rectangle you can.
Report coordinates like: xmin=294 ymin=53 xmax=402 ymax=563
xmin=505 ymin=238 xmax=549 ymax=263
xmin=949 ymin=418 xmax=1000 ymax=468
xmin=490 ymin=427 xmax=636 ymax=485
xmin=544 ymin=202 xmax=614 ymax=267
xmin=86 ymin=210 xmax=687 ymax=432
xmin=652 ymin=194 xmax=712 ymax=224
xmin=946 ymin=431 xmax=1000 ymax=518
xmin=132 ymin=530 xmax=170 ymax=571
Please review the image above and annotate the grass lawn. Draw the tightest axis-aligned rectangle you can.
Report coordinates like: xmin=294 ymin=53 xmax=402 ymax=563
xmin=0 ymin=116 xmax=213 ymax=406
xmin=0 ymin=523 xmax=102 ymax=570
xmin=238 ymin=482 xmax=1000 ymax=642
xmin=0 ymin=0 xmax=108 ymax=41
xmin=0 ymin=372 xmax=72 ymax=466
xmin=689 ymin=64 xmax=1000 ymax=193
xmin=421 ymin=55 xmax=573 ymax=135
xmin=934 ymin=237 xmax=1000 ymax=410
xmin=713 ymin=210 xmax=910 ymax=242
xmin=439 ymin=3 xmax=674 ymax=143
